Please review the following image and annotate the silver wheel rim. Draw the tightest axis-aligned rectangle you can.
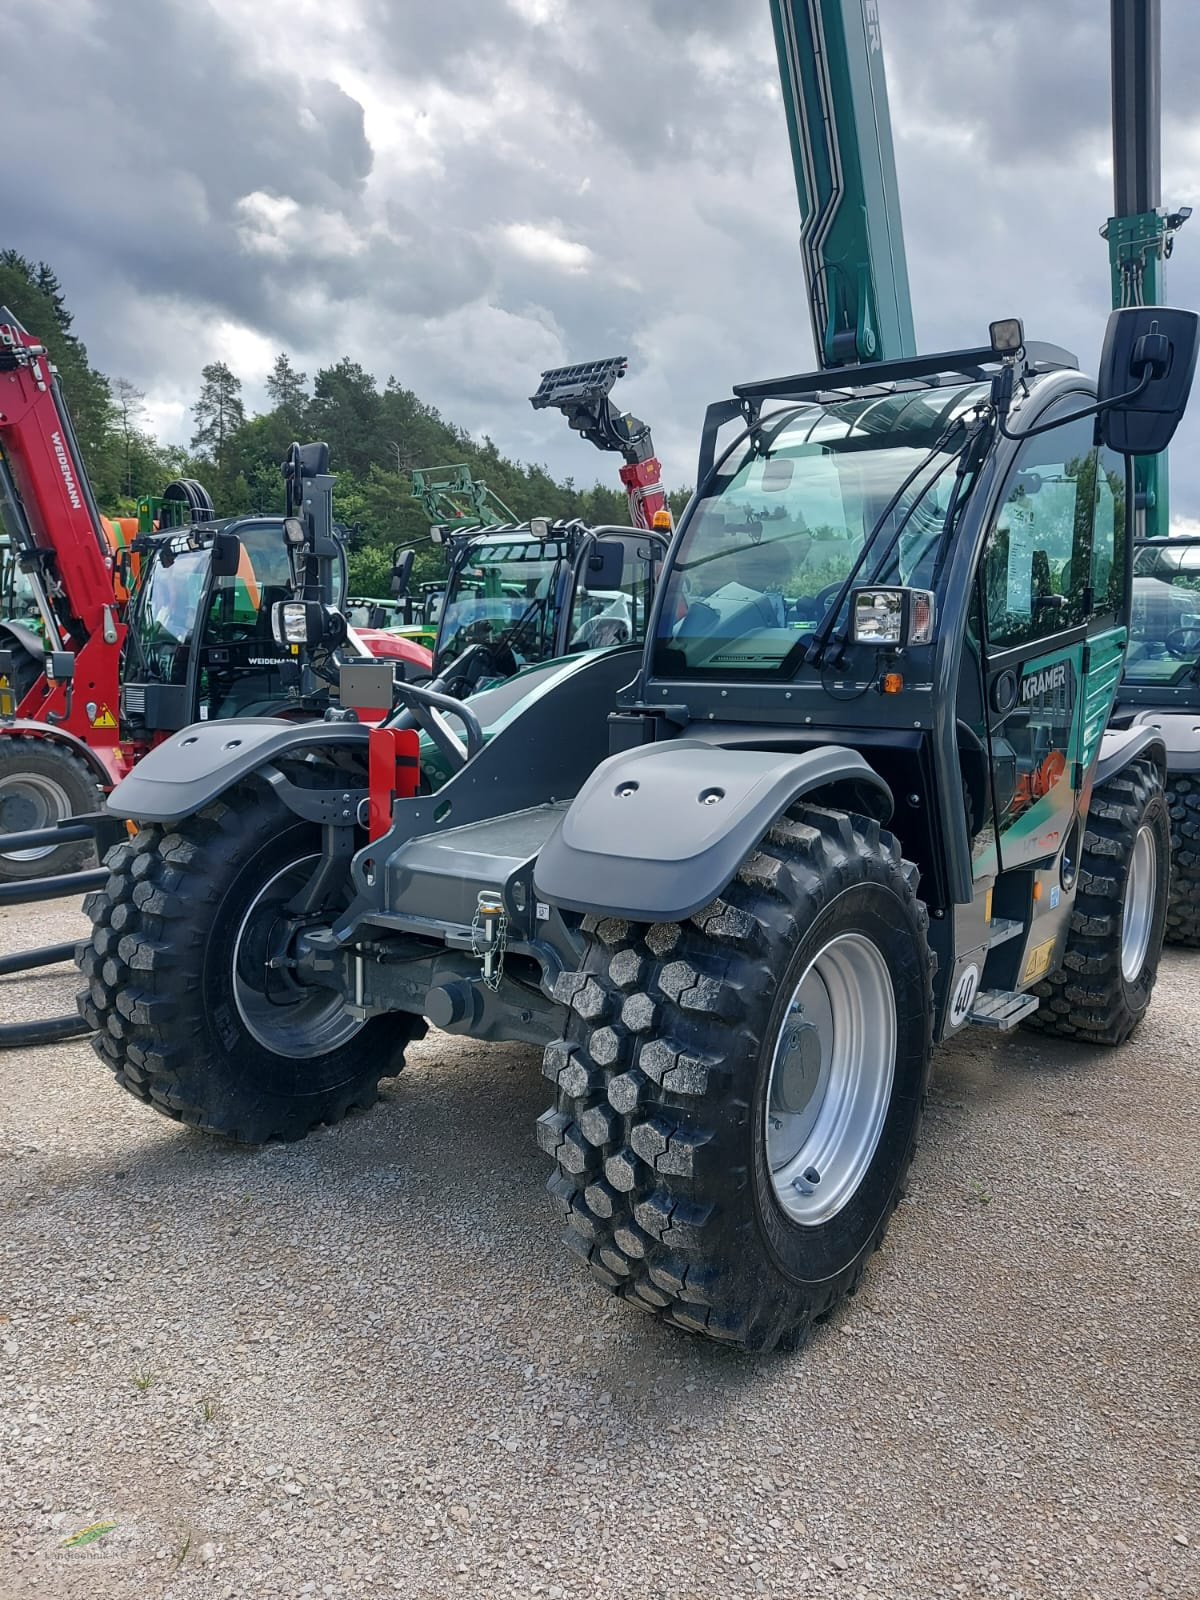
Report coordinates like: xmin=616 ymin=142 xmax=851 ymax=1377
xmin=1121 ymin=824 xmax=1157 ymax=983
xmin=0 ymin=772 xmax=72 ymax=861
xmin=765 ymin=931 xmax=897 ymax=1227
xmin=232 ymin=854 xmax=365 ymax=1058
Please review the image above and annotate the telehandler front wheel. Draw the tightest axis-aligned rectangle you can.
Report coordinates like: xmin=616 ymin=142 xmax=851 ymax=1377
xmin=538 ymin=805 xmax=933 ymax=1354
xmin=78 ymin=785 xmax=424 ymax=1143
xmin=1026 ymin=758 xmax=1170 ymax=1045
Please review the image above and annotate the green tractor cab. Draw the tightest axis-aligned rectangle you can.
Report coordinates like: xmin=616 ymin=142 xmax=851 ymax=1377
xmin=82 ymin=308 xmax=1198 ymax=1353
xmin=1112 ymin=534 xmax=1200 ymax=944
xmin=428 ymin=520 xmax=666 ymax=697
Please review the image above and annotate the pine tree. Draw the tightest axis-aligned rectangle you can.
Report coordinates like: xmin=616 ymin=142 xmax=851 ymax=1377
xmin=190 ymin=361 xmax=246 ymax=475
xmin=266 ymin=353 xmax=309 ymax=418
xmin=113 ymin=378 xmax=145 ymax=499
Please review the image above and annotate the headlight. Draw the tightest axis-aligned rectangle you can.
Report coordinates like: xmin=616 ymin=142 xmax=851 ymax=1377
xmin=272 ymin=601 xmax=309 ymax=645
xmin=849 ymin=587 xmax=935 ymax=647
xmin=271 ymin=600 xmax=325 ymax=646
xmin=851 ymin=589 xmax=905 ymax=645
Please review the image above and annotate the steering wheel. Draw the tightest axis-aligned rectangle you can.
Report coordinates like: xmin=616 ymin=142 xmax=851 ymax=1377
xmin=813 ymin=582 xmax=845 ymax=615
xmin=1165 ymin=626 xmax=1200 ymax=660
xmin=386 ymin=679 xmax=485 ymax=774
xmin=569 ymin=616 xmax=631 ymax=650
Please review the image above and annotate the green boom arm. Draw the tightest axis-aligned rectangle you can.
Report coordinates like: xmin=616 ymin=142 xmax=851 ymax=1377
xmin=1104 ymin=0 xmax=1189 ymax=537
xmin=768 ymin=0 xmax=915 ymax=367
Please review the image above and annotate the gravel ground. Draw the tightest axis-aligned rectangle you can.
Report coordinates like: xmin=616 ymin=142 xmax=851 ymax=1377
xmin=0 ymin=893 xmax=1197 ymax=1600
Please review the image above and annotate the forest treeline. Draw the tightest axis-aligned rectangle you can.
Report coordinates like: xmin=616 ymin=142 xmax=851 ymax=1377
xmin=0 ymin=252 xmax=688 ymax=593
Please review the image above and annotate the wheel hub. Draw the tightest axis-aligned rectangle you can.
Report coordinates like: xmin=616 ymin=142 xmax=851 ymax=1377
xmin=0 ymin=772 xmax=73 ymax=862
xmin=231 ymin=854 xmax=364 ymax=1059
xmin=770 ymin=1018 xmax=823 ymax=1114
xmin=1120 ymin=823 xmax=1157 ymax=983
xmin=763 ymin=931 xmax=897 ymax=1228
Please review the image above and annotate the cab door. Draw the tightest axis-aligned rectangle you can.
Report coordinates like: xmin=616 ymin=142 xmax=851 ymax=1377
xmin=978 ymin=409 xmax=1102 ymax=875
xmin=561 ymin=533 xmax=664 ymax=653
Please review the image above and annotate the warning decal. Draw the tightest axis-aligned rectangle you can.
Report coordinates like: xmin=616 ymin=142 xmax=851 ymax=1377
xmin=1022 ymin=936 xmax=1057 ymax=985
xmin=91 ymin=705 xmax=117 ymax=730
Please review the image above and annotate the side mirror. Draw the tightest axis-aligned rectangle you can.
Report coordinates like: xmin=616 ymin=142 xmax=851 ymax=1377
xmin=296 ymin=441 xmax=331 ymax=479
xmin=391 ymin=548 xmax=414 ymax=597
xmin=586 ymin=539 xmax=626 ymax=590
xmin=45 ymin=650 xmax=76 ymax=682
xmin=1098 ymin=306 xmax=1199 ymax=456
xmin=210 ymin=530 xmax=242 ymax=578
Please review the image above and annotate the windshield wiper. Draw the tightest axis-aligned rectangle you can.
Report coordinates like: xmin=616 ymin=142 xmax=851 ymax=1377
xmin=804 ymin=415 xmax=973 ymax=667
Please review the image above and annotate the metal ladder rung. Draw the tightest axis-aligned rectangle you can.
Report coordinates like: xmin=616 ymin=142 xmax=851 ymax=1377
xmin=969 ymin=989 xmax=1040 ymax=1030
xmin=987 ymin=917 xmax=1025 ymax=949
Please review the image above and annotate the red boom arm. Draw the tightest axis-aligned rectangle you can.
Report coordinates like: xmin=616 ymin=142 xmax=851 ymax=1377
xmin=0 ymin=313 xmax=125 ymax=755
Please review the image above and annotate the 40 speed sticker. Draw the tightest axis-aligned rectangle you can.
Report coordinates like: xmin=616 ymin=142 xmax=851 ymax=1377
xmin=948 ymin=964 xmax=980 ymax=1029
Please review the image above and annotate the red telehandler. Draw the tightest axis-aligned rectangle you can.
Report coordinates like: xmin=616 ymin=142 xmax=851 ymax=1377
xmin=0 ymin=309 xmax=430 ymax=878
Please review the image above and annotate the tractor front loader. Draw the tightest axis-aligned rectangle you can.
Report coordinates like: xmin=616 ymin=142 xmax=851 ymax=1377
xmin=81 ymin=306 xmax=1197 ymax=1351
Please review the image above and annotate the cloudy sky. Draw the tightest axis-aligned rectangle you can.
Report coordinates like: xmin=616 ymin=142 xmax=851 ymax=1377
xmin=5 ymin=0 xmax=1199 ymax=515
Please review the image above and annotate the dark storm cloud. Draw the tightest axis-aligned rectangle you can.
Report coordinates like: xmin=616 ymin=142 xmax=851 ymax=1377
xmin=2 ymin=0 xmax=1196 ymax=513
xmin=3 ymin=0 xmax=377 ymax=346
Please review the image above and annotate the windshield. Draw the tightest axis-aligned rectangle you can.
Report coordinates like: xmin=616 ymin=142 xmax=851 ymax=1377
xmin=134 ymin=546 xmax=209 ymax=683
xmin=438 ymin=538 xmax=567 ymax=665
xmin=653 ymin=383 xmax=987 ymax=677
xmin=133 ymin=522 xmax=300 ymax=685
xmin=1124 ymin=539 xmax=1200 ymax=684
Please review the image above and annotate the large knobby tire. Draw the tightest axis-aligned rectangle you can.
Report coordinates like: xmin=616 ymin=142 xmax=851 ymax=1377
xmin=537 ymin=806 xmax=934 ymax=1354
xmin=77 ymin=784 xmax=425 ymax=1143
xmin=1025 ymin=758 xmax=1169 ymax=1045
xmin=8 ymin=649 xmax=43 ymax=710
xmin=1164 ymin=774 xmax=1200 ymax=947
xmin=0 ymin=737 xmax=103 ymax=881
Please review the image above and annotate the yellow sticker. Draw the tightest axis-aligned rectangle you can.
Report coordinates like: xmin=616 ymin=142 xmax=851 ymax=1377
xmin=1022 ymin=936 xmax=1057 ymax=984
xmin=91 ymin=704 xmax=117 ymax=729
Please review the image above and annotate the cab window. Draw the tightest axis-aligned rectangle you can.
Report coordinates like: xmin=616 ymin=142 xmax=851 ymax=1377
xmin=1090 ymin=445 xmax=1127 ymax=616
xmin=983 ymin=412 xmax=1097 ymax=648
xmin=567 ymin=537 xmax=658 ymax=651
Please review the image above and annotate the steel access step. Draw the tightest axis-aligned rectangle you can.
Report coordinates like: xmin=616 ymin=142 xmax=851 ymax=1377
xmin=969 ymin=989 xmax=1040 ymax=1030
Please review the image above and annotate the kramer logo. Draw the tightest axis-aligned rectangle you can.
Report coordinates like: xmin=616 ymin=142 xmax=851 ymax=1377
xmin=1021 ymin=662 xmax=1068 ymax=703
xmin=864 ymin=1 xmax=882 ymax=51
xmin=51 ymin=431 xmax=82 ymax=510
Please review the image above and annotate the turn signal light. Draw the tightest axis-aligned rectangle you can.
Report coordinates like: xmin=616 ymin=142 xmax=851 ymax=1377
xmin=881 ymin=672 xmax=904 ymax=695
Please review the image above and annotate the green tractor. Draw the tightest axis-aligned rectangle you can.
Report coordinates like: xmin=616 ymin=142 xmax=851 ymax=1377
xmin=79 ymin=307 xmax=1196 ymax=1352
xmin=1112 ymin=532 xmax=1200 ymax=943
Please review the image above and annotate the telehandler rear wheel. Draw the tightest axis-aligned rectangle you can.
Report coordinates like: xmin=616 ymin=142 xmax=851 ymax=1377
xmin=0 ymin=738 xmax=103 ymax=881
xmin=1025 ymin=758 xmax=1170 ymax=1045
xmin=538 ymin=805 xmax=933 ymax=1353
xmin=77 ymin=784 xmax=424 ymax=1143
xmin=1164 ymin=775 xmax=1200 ymax=947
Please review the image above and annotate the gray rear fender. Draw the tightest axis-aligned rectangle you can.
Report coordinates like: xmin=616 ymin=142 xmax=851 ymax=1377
xmin=533 ymin=740 xmax=893 ymax=923
xmin=104 ymin=718 xmax=371 ymax=824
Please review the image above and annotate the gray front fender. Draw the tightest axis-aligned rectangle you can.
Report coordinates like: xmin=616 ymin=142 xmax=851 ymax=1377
xmin=533 ymin=740 xmax=892 ymax=923
xmin=106 ymin=718 xmax=369 ymax=823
